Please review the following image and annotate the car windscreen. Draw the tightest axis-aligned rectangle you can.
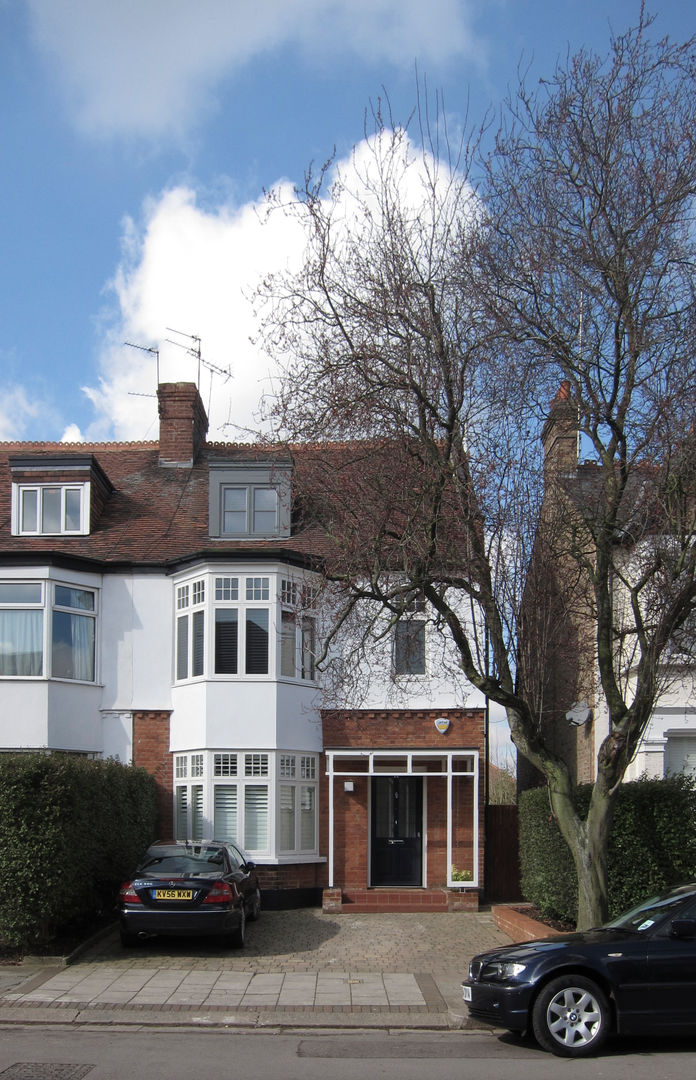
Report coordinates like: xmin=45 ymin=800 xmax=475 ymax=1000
xmin=605 ymin=890 xmax=696 ymax=933
xmin=138 ymin=849 xmax=226 ymax=874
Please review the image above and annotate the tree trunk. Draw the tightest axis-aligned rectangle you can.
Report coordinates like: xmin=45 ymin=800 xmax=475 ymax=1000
xmin=549 ymin=782 xmax=614 ymax=929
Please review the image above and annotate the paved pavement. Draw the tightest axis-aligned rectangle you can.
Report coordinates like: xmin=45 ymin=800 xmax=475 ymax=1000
xmin=0 ymin=907 xmax=512 ymax=1030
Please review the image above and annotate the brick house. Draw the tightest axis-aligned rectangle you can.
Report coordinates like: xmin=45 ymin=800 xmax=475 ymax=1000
xmin=519 ymin=384 xmax=696 ymax=792
xmin=0 ymin=382 xmax=485 ymax=911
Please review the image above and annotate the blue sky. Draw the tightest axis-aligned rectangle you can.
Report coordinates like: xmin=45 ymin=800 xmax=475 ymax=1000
xmin=1 ymin=0 xmax=693 ymax=449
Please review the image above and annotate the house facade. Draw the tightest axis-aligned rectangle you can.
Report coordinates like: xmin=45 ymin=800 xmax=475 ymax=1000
xmin=519 ymin=385 xmax=696 ymax=790
xmin=0 ymin=382 xmax=485 ymax=910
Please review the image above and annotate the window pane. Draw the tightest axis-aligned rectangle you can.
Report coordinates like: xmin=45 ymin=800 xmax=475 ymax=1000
xmin=176 ymin=615 xmax=189 ymax=680
xmin=64 ymin=489 xmax=82 ymax=531
xmin=245 ymin=609 xmax=268 ymax=674
xmin=222 ymin=488 xmax=247 ymax=534
xmin=300 ymin=786 xmax=316 ymax=849
xmin=41 ymin=488 xmax=61 ymax=533
xmin=0 ymin=583 xmax=41 ymax=604
xmin=215 ymin=609 xmax=238 ymax=674
xmin=192 ymin=610 xmax=205 ymax=676
xmin=214 ymin=785 xmax=238 ymax=841
xmin=54 ymin=586 xmax=94 ymax=611
xmin=281 ymin=611 xmax=296 ymax=677
xmin=20 ymin=489 xmax=37 ymax=532
xmin=394 ymin=620 xmax=426 ymax=674
xmin=280 ymin=786 xmax=295 ymax=850
xmin=253 ymin=487 xmax=277 ymax=533
xmin=191 ymin=785 xmax=204 ymax=840
xmin=301 ymin=616 xmax=316 ymax=680
xmin=244 ymin=785 xmax=268 ymax=850
xmin=52 ymin=610 xmax=95 ymax=681
xmin=0 ymin=609 xmax=43 ymax=676
xmin=175 ymin=786 xmax=188 ymax=839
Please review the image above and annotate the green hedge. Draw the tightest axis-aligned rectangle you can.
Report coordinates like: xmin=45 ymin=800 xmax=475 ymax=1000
xmin=0 ymin=754 xmax=158 ymax=950
xmin=519 ymin=774 xmax=696 ymax=925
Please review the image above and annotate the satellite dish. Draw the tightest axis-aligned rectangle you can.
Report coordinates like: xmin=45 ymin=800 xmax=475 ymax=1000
xmin=566 ymin=701 xmax=591 ymax=727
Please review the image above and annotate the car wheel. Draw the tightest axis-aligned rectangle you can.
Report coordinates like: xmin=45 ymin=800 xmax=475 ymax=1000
xmin=532 ymin=975 xmax=609 ymax=1057
xmin=226 ymin=905 xmax=246 ymax=948
xmin=248 ymin=887 xmax=261 ymax=921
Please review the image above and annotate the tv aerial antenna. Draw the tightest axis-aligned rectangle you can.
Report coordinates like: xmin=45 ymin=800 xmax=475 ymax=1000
xmin=124 ymin=342 xmax=160 ymax=397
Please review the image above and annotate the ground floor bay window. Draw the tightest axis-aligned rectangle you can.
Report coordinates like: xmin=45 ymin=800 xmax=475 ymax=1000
xmin=173 ymin=749 xmax=319 ymax=862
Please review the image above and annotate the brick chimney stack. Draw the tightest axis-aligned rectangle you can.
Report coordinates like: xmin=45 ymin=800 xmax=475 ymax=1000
xmin=541 ymin=381 xmax=579 ymax=475
xmin=157 ymin=382 xmax=209 ymax=467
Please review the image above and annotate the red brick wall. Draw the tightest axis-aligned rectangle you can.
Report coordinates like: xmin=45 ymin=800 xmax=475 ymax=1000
xmin=157 ymin=382 xmax=208 ymax=465
xmin=321 ymin=708 xmax=485 ymax=889
xmin=132 ymin=710 xmax=172 ymax=836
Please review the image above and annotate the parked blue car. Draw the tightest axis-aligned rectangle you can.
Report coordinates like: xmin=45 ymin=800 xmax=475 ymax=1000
xmin=119 ymin=839 xmax=261 ymax=948
xmin=463 ymin=882 xmax=696 ymax=1056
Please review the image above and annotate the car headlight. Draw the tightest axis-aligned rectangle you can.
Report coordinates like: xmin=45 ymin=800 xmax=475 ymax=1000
xmin=480 ymin=961 xmax=527 ymax=980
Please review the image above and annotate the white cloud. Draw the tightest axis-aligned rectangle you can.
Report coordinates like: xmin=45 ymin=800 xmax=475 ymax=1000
xmin=81 ymin=183 xmax=305 ymax=442
xmin=27 ymin=0 xmax=481 ymax=138
xmin=0 ymin=382 xmax=49 ymax=442
xmin=80 ymin=128 xmax=473 ymax=443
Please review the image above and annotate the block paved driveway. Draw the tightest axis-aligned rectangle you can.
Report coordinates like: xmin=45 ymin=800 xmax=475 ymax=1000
xmin=2 ymin=909 xmax=511 ymax=1018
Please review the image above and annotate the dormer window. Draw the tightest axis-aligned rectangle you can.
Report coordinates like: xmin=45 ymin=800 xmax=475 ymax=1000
xmin=209 ymin=461 xmax=291 ymax=540
xmin=14 ymin=483 xmax=89 ymax=536
xmin=221 ymin=485 xmax=278 ymax=536
xmin=9 ymin=453 xmax=112 ymax=538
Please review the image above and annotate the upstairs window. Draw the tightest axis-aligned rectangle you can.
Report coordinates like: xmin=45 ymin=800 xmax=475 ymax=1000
xmin=221 ymin=485 xmax=278 ymax=536
xmin=14 ymin=484 xmax=89 ymax=536
xmin=208 ymin=462 xmax=292 ymax=539
xmin=393 ymin=594 xmax=427 ymax=676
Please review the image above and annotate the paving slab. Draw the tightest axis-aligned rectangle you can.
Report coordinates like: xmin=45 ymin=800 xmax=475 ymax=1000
xmin=0 ymin=907 xmax=510 ymax=1030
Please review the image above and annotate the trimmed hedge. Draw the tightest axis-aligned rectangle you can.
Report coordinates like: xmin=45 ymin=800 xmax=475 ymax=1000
xmin=519 ymin=774 xmax=696 ymax=925
xmin=0 ymin=754 xmax=158 ymax=950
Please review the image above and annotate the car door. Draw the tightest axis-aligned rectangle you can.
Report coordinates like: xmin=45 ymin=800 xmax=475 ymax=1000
xmin=225 ymin=842 xmax=255 ymax=905
xmin=644 ymin=899 xmax=696 ymax=1030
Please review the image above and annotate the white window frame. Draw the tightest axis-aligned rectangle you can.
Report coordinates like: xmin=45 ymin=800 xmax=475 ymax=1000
xmin=172 ymin=750 xmax=320 ymax=860
xmin=0 ymin=578 xmax=98 ymax=683
xmin=12 ymin=483 xmax=90 ymax=536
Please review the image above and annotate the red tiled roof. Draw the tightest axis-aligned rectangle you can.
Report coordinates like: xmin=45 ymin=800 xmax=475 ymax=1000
xmin=0 ymin=441 xmax=329 ymax=569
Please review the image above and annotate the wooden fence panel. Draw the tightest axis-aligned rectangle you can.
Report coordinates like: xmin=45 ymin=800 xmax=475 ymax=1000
xmin=486 ymin=804 xmax=522 ymax=902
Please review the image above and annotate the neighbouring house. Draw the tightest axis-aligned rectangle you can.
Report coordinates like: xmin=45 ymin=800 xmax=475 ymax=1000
xmin=0 ymin=382 xmax=487 ymax=911
xmin=519 ymin=384 xmax=696 ymax=792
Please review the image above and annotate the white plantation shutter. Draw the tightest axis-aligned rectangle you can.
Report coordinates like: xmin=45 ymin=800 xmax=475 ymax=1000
xmin=191 ymin=785 xmax=204 ymax=840
xmin=279 ymin=785 xmax=295 ymax=850
xmin=175 ymin=786 xmax=188 ymax=839
xmin=244 ymin=785 xmax=268 ymax=850
xmin=214 ymin=785 xmax=238 ymax=841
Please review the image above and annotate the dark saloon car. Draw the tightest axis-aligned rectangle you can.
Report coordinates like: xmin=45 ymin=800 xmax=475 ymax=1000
xmin=463 ymin=883 xmax=696 ymax=1057
xmin=119 ymin=840 xmax=261 ymax=948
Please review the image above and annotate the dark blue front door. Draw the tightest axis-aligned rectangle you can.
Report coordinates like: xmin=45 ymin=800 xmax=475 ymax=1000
xmin=371 ymin=777 xmax=423 ymax=886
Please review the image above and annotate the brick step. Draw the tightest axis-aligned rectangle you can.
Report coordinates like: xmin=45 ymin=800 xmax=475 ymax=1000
xmin=341 ymin=888 xmax=450 ymax=912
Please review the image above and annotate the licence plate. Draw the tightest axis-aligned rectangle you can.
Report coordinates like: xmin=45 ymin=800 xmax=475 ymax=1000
xmin=154 ymin=889 xmax=194 ymax=900
xmin=462 ymin=985 xmax=472 ymax=1002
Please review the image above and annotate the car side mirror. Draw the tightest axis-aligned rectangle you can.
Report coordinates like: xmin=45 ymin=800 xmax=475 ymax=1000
xmin=244 ymin=861 xmax=256 ymax=871
xmin=670 ymin=918 xmax=696 ymax=939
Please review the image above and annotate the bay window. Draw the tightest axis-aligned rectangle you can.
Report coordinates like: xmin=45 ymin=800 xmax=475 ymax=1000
xmin=0 ymin=580 xmax=97 ymax=681
xmin=173 ymin=750 xmax=319 ymax=859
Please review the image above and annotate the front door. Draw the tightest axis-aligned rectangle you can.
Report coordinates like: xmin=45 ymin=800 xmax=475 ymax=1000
xmin=370 ymin=777 xmax=423 ymax=886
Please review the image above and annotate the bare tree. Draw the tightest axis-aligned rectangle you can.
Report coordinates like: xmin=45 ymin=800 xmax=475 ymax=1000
xmin=258 ymin=14 xmax=696 ymax=928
